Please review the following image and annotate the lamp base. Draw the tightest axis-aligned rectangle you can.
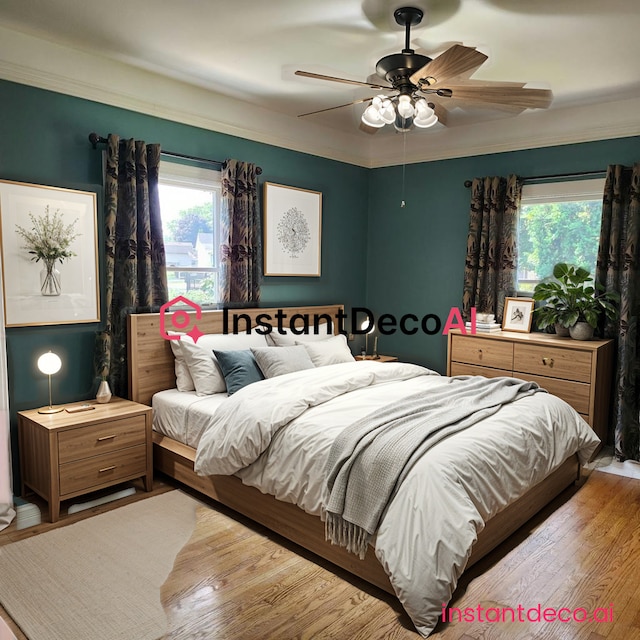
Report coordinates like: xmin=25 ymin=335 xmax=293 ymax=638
xmin=38 ymin=406 xmax=63 ymax=414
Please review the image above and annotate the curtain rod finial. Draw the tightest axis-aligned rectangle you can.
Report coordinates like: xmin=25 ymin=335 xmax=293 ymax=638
xmin=464 ymin=180 xmax=473 ymax=188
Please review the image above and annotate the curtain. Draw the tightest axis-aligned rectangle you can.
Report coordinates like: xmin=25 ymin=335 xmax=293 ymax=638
xmin=596 ymin=163 xmax=640 ymax=461
xmin=0 ymin=265 xmax=15 ymax=531
xmin=462 ymin=175 xmax=521 ymax=323
xmin=219 ymin=160 xmax=261 ymax=305
xmin=95 ymin=134 xmax=168 ymax=398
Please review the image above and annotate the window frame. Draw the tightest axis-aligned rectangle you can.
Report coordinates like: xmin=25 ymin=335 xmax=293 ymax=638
xmin=516 ymin=176 xmax=605 ymax=293
xmin=159 ymin=161 xmax=222 ymax=307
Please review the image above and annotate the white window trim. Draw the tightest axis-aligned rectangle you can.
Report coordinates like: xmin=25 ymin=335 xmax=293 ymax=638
xmin=520 ymin=177 xmax=605 ymax=204
xmin=160 ymin=161 xmax=222 ymax=305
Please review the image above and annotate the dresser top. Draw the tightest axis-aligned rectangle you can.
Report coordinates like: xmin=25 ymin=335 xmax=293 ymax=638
xmin=449 ymin=329 xmax=613 ymax=351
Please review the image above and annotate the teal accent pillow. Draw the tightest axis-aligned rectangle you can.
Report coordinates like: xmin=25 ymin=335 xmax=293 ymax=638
xmin=213 ymin=349 xmax=265 ymax=395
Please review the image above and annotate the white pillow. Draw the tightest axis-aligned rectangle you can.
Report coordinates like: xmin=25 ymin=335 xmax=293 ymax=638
xmin=297 ymin=334 xmax=354 ymax=367
xmin=180 ymin=331 xmax=269 ymax=395
xmin=251 ymin=345 xmax=315 ymax=378
xmin=267 ymin=322 xmax=334 ymax=346
xmin=168 ymin=332 xmax=195 ymax=392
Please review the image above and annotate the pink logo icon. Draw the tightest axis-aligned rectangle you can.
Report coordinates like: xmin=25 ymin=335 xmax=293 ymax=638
xmin=159 ymin=296 xmax=204 ymax=343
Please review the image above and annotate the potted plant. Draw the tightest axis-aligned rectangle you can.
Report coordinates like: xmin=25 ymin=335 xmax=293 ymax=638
xmin=532 ymin=263 xmax=619 ymax=340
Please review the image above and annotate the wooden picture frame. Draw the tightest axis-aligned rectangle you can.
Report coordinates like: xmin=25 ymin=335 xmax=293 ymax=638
xmin=0 ymin=179 xmax=100 ymax=327
xmin=502 ymin=297 xmax=535 ymax=333
xmin=263 ymin=182 xmax=322 ymax=276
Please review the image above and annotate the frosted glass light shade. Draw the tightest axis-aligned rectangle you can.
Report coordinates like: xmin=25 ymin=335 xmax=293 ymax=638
xmin=37 ymin=352 xmax=61 ymax=376
xmin=361 ymin=105 xmax=385 ymax=128
xmin=397 ymin=95 xmax=414 ymax=119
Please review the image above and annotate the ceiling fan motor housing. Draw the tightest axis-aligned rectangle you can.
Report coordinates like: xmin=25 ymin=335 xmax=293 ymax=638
xmin=376 ymin=52 xmax=431 ymax=93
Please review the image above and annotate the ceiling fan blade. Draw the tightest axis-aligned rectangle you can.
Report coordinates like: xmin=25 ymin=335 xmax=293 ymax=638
xmin=359 ymin=121 xmax=381 ymax=135
xmin=429 ymin=101 xmax=450 ymax=127
xmin=441 ymin=85 xmax=553 ymax=109
xmin=295 ymin=70 xmax=391 ymax=90
xmin=298 ymin=97 xmax=376 ymax=118
xmin=409 ymin=45 xmax=488 ymax=87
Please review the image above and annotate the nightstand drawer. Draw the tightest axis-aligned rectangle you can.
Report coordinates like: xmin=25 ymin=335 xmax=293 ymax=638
xmin=59 ymin=444 xmax=147 ymax=496
xmin=450 ymin=334 xmax=514 ymax=369
xmin=513 ymin=343 xmax=592 ymax=383
xmin=58 ymin=415 xmax=147 ymax=464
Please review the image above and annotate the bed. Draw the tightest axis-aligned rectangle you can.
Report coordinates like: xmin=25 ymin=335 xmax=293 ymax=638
xmin=127 ymin=304 xmax=600 ymax=637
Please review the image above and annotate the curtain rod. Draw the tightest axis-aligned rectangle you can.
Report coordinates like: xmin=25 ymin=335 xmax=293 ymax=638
xmin=88 ymin=133 xmax=262 ymax=175
xmin=463 ymin=169 xmax=606 ymax=188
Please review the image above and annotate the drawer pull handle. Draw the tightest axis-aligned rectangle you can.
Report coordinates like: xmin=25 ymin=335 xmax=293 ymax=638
xmin=97 ymin=434 xmax=116 ymax=442
xmin=542 ymin=357 xmax=554 ymax=367
xmin=99 ymin=465 xmax=117 ymax=473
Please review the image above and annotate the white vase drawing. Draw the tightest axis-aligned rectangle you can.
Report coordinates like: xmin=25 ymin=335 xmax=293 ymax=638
xmin=40 ymin=261 xmax=61 ymax=296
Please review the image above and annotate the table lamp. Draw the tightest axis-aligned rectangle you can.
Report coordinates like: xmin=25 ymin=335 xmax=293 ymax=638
xmin=360 ymin=320 xmax=376 ymax=357
xmin=37 ymin=351 xmax=63 ymax=414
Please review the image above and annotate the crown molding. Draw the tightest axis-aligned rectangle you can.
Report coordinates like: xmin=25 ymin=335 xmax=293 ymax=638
xmin=0 ymin=26 xmax=368 ymax=167
xmin=0 ymin=25 xmax=638 ymax=170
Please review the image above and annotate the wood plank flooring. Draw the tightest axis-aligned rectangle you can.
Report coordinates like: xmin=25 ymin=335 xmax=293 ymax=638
xmin=2 ymin=470 xmax=639 ymax=639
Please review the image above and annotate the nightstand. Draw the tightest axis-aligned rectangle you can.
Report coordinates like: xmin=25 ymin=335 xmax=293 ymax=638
xmin=18 ymin=397 xmax=153 ymax=522
xmin=355 ymin=355 xmax=399 ymax=363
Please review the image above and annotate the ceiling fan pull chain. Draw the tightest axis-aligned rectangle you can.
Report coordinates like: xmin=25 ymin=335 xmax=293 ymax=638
xmin=401 ymin=132 xmax=407 ymax=208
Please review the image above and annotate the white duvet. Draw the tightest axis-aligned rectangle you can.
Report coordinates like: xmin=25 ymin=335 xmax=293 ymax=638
xmin=193 ymin=360 xmax=600 ymax=637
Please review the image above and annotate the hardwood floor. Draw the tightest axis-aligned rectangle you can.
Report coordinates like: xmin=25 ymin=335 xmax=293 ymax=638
xmin=2 ymin=470 xmax=639 ymax=639
xmin=160 ymin=470 xmax=640 ymax=640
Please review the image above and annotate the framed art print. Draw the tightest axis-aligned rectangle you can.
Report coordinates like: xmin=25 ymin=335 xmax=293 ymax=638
xmin=502 ymin=297 xmax=535 ymax=333
xmin=0 ymin=179 xmax=100 ymax=327
xmin=263 ymin=182 xmax=322 ymax=276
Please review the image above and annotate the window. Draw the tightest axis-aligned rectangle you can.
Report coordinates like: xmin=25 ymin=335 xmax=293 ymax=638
xmin=517 ymin=178 xmax=605 ymax=292
xmin=158 ymin=162 xmax=221 ymax=306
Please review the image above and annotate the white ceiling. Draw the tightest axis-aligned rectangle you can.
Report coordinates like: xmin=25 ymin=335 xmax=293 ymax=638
xmin=0 ymin=0 xmax=639 ymax=167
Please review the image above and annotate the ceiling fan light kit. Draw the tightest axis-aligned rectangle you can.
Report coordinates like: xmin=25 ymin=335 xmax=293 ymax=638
xmin=296 ymin=6 xmax=553 ymax=134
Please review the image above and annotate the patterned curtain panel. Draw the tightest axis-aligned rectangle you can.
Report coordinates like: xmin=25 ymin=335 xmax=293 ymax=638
xmin=96 ymin=134 xmax=168 ymax=398
xmin=462 ymin=175 xmax=521 ymax=323
xmin=596 ymin=163 xmax=640 ymax=461
xmin=219 ymin=159 xmax=261 ymax=305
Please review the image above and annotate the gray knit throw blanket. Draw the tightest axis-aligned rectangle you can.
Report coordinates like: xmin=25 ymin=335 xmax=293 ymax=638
xmin=324 ymin=375 xmax=544 ymax=558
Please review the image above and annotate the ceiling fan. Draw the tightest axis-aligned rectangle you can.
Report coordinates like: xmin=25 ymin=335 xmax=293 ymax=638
xmin=295 ymin=6 xmax=553 ymax=133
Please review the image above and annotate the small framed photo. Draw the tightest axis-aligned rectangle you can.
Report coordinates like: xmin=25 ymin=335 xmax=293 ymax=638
xmin=0 ymin=179 xmax=100 ymax=327
xmin=263 ymin=182 xmax=322 ymax=277
xmin=502 ymin=297 xmax=535 ymax=333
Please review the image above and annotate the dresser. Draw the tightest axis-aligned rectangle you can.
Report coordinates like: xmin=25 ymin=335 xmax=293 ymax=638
xmin=18 ymin=397 xmax=153 ymax=522
xmin=447 ymin=330 xmax=615 ymax=447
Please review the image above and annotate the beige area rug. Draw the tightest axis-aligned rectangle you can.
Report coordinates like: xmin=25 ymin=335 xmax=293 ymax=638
xmin=0 ymin=490 xmax=201 ymax=640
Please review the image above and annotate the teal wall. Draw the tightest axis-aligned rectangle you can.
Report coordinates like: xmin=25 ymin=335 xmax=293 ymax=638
xmin=0 ymin=79 xmax=368 ymax=483
xmin=366 ymin=137 xmax=640 ymax=372
xmin=1 ymin=77 xmax=639 ymax=488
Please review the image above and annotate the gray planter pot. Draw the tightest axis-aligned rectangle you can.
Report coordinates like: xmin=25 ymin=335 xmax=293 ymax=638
xmin=569 ymin=321 xmax=595 ymax=341
xmin=554 ymin=323 xmax=570 ymax=337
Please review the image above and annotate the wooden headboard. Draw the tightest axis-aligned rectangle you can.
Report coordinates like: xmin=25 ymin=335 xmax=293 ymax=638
xmin=127 ymin=304 xmax=345 ymax=405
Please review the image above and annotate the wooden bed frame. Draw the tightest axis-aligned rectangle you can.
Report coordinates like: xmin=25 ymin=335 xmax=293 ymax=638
xmin=127 ymin=304 xmax=580 ymax=595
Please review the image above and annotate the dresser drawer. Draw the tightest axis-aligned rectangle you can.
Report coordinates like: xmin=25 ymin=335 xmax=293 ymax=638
xmin=449 ymin=362 xmax=512 ymax=379
xmin=59 ymin=444 xmax=147 ymax=496
xmin=523 ymin=374 xmax=591 ymax=415
xmin=513 ymin=343 xmax=592 ymax=383
xmin=450 ymin=335 xmax=514 ymax=369
xmin=58 ymin=415 xmax=147 ymax=464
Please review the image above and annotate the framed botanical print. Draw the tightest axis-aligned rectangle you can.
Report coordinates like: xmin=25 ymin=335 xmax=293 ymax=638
xmin=0 ymin=179 xmax=100 ymax=326
xmin=502 ymin=297 xmax=535 ymax=333
xmin=263 ymin=182 xmax=322 ymax=276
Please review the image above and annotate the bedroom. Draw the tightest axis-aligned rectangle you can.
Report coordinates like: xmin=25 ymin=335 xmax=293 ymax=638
xmin=0 ymin=0 xmax=639 ymax=638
